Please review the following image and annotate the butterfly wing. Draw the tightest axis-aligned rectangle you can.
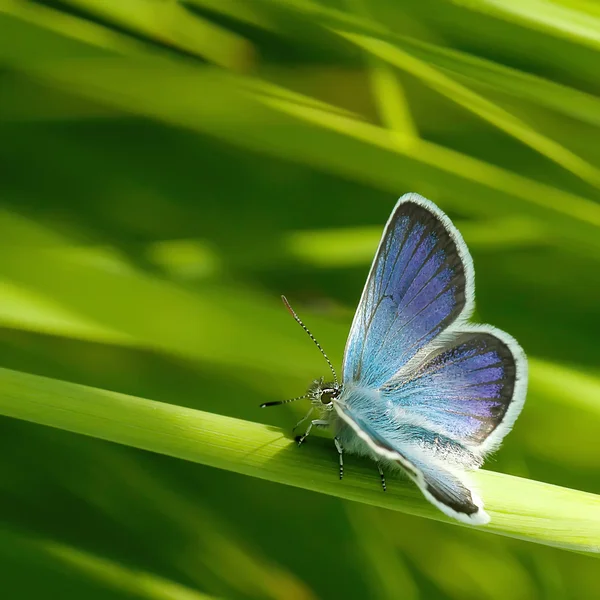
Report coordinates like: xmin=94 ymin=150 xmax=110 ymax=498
xmin=380 ymin=326 xmax=528 ymax=457
xmin=342 ymin=194 xmax=474 ymax=389
xmin=337 ymin=326 xmax=526 ymax=523
xmin=335 ymin=396 xmax=489 ymax=524
xmin=337 ymin=194 xmax=527 ymax=523
xmin=411 ymin=457 xmax=488 ymax=524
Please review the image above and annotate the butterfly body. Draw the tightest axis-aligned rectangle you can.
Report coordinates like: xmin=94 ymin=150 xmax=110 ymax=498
xmin=272 ymin=193 xmax=528 ymax=526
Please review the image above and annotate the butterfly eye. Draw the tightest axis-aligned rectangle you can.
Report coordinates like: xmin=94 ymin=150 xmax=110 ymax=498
xmin=319 ymin=385 xmax=339 ymax=405
xmin=320 ymin=393 xmax=333 ymax=405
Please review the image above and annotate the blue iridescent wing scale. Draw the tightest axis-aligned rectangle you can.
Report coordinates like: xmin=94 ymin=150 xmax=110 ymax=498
xmin=343 ymin=194 xmax=474 ymax=388
xmin=381 ymin=325 xmax=528 ymax=456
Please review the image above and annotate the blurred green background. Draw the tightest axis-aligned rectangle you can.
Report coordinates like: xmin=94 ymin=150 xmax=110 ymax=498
xmin=1 ymin=0 xmax=600 ymax=598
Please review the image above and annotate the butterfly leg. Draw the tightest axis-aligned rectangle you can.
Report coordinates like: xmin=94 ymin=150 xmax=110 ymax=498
xmin=292 ymin=407 xmax=314 ymax=433
xmin=334 ymin=437 xmax=344 ymax=480
xmin=296 ymin=420 xmax=329 ymax=446
xmin=377 ymin=463 xmax=386 ymax=492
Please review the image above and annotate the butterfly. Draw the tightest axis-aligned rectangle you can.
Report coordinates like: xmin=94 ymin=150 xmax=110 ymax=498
xmin=262 ymin=193 xmax=528 ymax=525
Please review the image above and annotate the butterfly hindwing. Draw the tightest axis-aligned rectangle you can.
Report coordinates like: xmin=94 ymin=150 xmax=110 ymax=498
xmin=380 ymin=326 xmax=528 ymax=456
xmin=342 ymin=194 xmax=474 ymax=389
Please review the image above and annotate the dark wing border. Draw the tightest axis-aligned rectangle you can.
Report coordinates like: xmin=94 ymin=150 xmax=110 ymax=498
xmin=381 ymin=323 xmax=528 ymax=456
xmin=342 ymin=193 xmax=476 ymax=383
xmin=446 ymin=323 xmax=528 ymax=457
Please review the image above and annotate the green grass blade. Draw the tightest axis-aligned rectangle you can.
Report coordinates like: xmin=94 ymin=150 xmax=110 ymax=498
xmin=0 ymin=366 xmax=597 ymax=556
xmin=452 ymin=0 xmax=600 ymax=50
xmin=0 ymin=0 xmax=150 ymax=58
xmin=59 ymin=0 xmax=255 ymax=70
xmin=335 ymin=30 xmax=600 ymax=189
xmin=345 ymin=0 xmax=418 ymax=140
xmin=0 ymin=527 xmax=218 ymax=600
xmin=392 ymin=35 xmax=600 ymax=128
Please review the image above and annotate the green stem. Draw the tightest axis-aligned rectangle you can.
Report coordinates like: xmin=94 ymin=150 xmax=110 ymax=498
xmin=0 ymin=366 xmax=598 ymax=555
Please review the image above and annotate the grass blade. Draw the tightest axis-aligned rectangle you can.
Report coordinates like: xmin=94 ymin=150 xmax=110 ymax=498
xmin=0 ymin=366 xmax=597 ymax=555
xmin=335 ymin=30 xmax=600 ymax=189
xmin=0 ymin=527 xmax=218 ymax=600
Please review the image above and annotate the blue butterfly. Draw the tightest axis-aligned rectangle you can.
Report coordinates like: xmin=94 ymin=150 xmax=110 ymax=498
xmin=263 ymin=193 xmax=528 ymax=525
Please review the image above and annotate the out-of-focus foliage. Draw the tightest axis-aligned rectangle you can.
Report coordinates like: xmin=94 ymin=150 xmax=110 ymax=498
xmin=0 ymin=0 xmax=599 ymax=599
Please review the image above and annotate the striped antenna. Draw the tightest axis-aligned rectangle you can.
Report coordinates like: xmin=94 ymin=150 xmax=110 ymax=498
xmin=281 ymin=295 xmax=339 ymax=386
xmin=260 ymin=394 xmax=310 ymax=408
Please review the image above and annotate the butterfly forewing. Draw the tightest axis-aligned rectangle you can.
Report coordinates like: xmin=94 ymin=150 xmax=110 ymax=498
xmin=342 ymin=195 xmax=474 ymax=388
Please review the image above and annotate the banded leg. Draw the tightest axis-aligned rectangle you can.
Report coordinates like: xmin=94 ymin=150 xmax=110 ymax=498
xmin=377 ymin=463 xmax=386 ymax=492
xmin=296 ymin=420 xmax=329 ymax=446
xmin=334 ymin=437 xmax=344 ymax=480
xmin=292 ymin=408 xmax=314 ymax=433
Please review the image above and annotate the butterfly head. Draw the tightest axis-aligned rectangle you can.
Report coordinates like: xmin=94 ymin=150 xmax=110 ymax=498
xmin=308 ymin=377 xmax=341 ymax=409
xmin=260 ymin=296 xmax=341 ymax=411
